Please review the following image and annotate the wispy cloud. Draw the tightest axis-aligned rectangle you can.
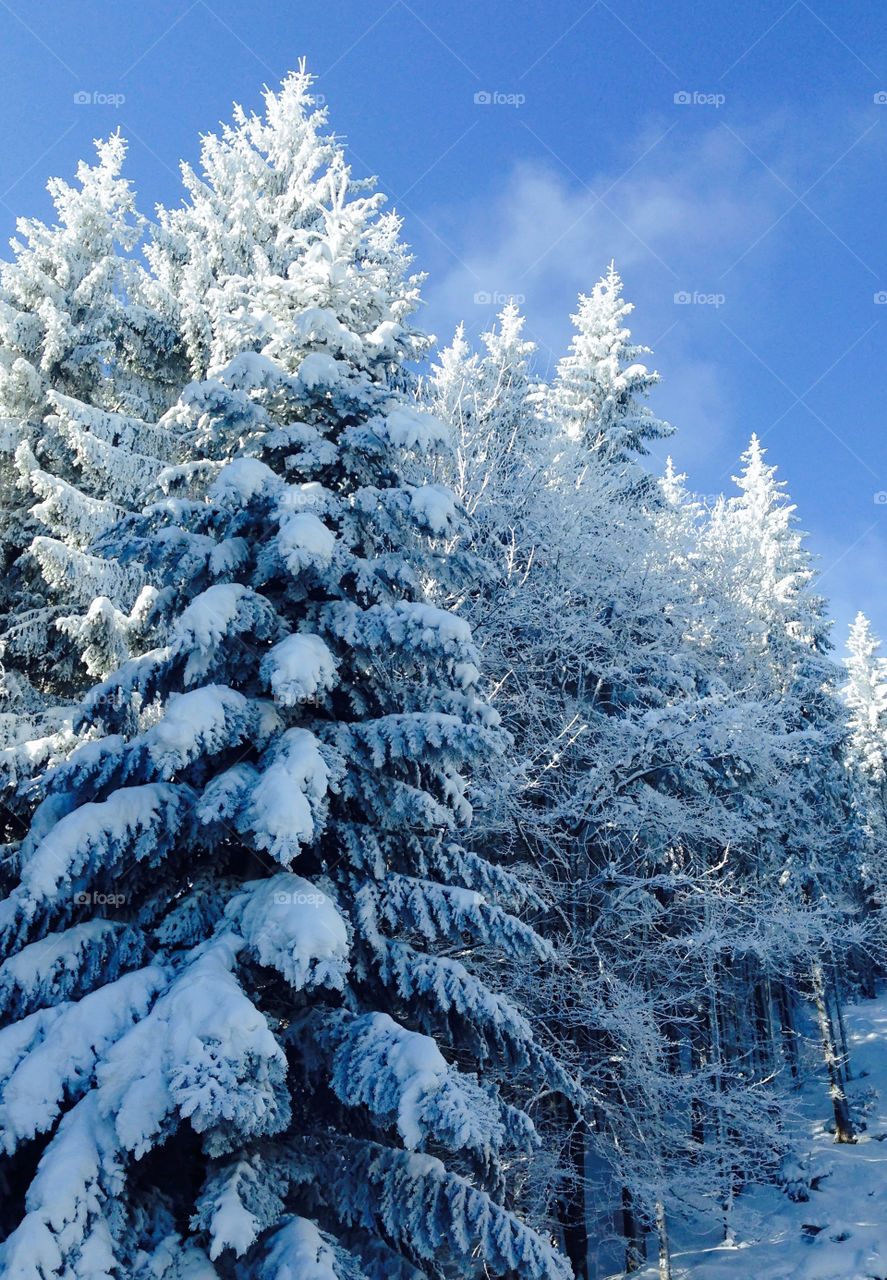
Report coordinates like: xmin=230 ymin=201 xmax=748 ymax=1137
xmin=417 ymin=124 xmax=791 ymax=472
xmin=411 ymin=102 xmax=887 ymax=637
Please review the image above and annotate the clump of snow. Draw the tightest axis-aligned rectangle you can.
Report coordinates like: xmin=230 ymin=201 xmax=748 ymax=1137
xmin=276 ymin=512 xmax=336 ymax=574
xmin=245 ymin=729 xmax=330 ymax=866
xmin=454 ymin=661 xmax=481 ymax=689
xmin=21 ymin=783 xmax=187 ymax=900
xmin=274 ymin=480 xmax=331 ymax=517
xmin=194 ymin=1157 xmax=273 ymax=1260
xmin=210 ymin=457 xmax=282 ymax=505
xmin=97 ymin=937 xmax=288 ymax=1157
xmin=0 ymin=921 xmax=126 ymax=1018
xmin=225 ymin=873 xmax=349 ymax=990
xmin=368 ymin=1012 xmax=447 ymax=1149
xmin=138 ymin=685 xmax=258 ymax=777
xmin=172 ymin=582 xmax=249 ymax=681
xmin=0 ymin=966 xmax=165 ymax=1152
xmin=258 ymin=1216 xmax=341 ymax=1280
xmin=259 ymin=632 xmax=338 ymax=706
xmin=380 ymin=405 xmax=449 ymax=451
xmin=292 ymin=307 xmax=363 ymax=357
xmin=0 ymin=1092 xmax=123 ymax=1279
xmin=397 ymin=600 xmax=473 ymax=648
xmin=297 ymin=352 xmax=342 ymax=390
xmin=409 ymin=484 xmax=457 ymax=535
xmin=170 ymin=583 xmax=275 ymax=683
xmin=214 ymin=350 xmax=288 ymax=392
xmin=204 ymin=1168 xmax=261 ymax=1259
xmin=363 ymin=319 xmax=403 ymax=358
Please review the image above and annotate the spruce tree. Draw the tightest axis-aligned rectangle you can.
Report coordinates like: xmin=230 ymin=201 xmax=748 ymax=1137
xmin=844 ymin=612 xmax=887 ymax=786
xmin=843 ymin=612 xmax=887 ymax=930
xmin=705 ymin=435 xmax=865 ymax=1143
xmin=0 ymin=134 xmax=186 ymax=730
xmin=551 ymin=262 xmax=671 ymax=467
xmin=0 ymin=74 xmax=574 ymax=1280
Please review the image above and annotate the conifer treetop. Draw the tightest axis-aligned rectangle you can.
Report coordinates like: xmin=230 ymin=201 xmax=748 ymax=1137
xmin=553 ymin=261 xmax=673 ymax=459
xmin=149 ymin=67 xmax=427 ymax=381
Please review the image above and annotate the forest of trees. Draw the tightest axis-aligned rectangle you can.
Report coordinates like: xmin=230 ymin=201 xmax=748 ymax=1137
xmin=0 ymin=70 xmax=884 ymax=1280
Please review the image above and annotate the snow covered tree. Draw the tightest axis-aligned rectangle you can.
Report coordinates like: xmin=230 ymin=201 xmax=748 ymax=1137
xmin=430 ymin=295 xmax=854 ymax=1275
xmin=428 ymin=301 xmax=546 ymax=536
xmin=550 ymin=262 xmax=671 ymax=470
xmin=430 ymin=288 xmax=750 ymax=1277
xmin=425 ymin=302 xmax=559 ymax=864
xmin=844 ymin=613 xmax=887 ymax=786
xmin=0 ymin=133 xmax=187 ymax=731
xmin=843 ymin=612 xmax=887 ymax=925
xmin=0 ymin=73 xmax=575 ymax=1280
xmin=704 ymin=435 xmax=867 ymax=1144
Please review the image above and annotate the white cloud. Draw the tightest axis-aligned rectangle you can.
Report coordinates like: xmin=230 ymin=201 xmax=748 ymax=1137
xmin=416 ymin=123 xmax=794 ymax=480
xmin=408 ymin=108 xmax=884 ymax=634
xmin=418 ymin=121 xmax=789 ymax=350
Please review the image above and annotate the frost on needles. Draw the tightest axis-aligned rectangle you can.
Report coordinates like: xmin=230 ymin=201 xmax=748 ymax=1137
xmin=0 ymin=132 xmax=189 ymax=740
xmin=0 ymin=73 xmax=575 ymax=1280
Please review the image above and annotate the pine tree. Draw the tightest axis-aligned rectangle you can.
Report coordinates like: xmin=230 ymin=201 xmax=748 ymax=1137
xmin=705 ymin=435 xmax=865 ymax=1144
xmin=843 ymin=612 xmax=887 ymax=927
xmin=0 ymin=74 xmax=575 ymax=1280
xmin=551 ymin=262 xmax=671 ymax=468
xmin=0 ymin=134 xmax=186 ymax=731
xmin=431 ymin=284 xmax=735 ymax=1278
xmin=845 ymin=612 xmax=887 ymax=786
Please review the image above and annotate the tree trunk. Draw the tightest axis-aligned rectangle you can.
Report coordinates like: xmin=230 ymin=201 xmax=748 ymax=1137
xmin=751 ymin=969 xmax=777 ymax=1078
xmin=655 ymin=1199 xmax=672 ymax=1280
xmin=777 ymin=980 xmax=800 ymax=1083
xmin=763 ymin=973 xmax=781 ymax=1076
xmin=830 ymin=961 xmax=851 ymax=1082
xmin=811 ymin=961 xmax=855 ymax=1143
xmin=556 ymin=1111 xmax=588 ymax=1279
xmin=706 ymin=958 xmax=735 ymax=1242
xmin=622 ymin=1186 xmax=646 ymax=1274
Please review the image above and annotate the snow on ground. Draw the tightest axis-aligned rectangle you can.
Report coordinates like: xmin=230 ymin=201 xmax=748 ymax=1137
xmin=616 ymin=992 xmax=887 ymax=1280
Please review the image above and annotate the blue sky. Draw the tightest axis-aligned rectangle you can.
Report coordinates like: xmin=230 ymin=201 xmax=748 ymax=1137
xmin=0 ymin=0 xmax=885 ymax=649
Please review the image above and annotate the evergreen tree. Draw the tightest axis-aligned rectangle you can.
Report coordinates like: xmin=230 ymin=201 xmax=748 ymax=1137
xmin=705 ymin=435 xmax=866 ymax=1144
xmin=551 ymin=262 xmax=671 ymax=467
xmin=0 ymin=75 xmax=574 ymax=1280
xmin=431 ymin=296 xmax=845 ymax=1277
xmin=844 ymin=612 xmax=887 ymax=786
xmin=843 ymin=612 xmax=887 ymax=924
xmin=0 ymin=134 xmax=186 ymax=728
xmin=432 ymin=285 xmax=721 ymax=1278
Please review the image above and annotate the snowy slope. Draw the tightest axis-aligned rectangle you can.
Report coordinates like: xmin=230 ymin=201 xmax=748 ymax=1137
xmin=615 ymin=992 xmax=887 ymax=1280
